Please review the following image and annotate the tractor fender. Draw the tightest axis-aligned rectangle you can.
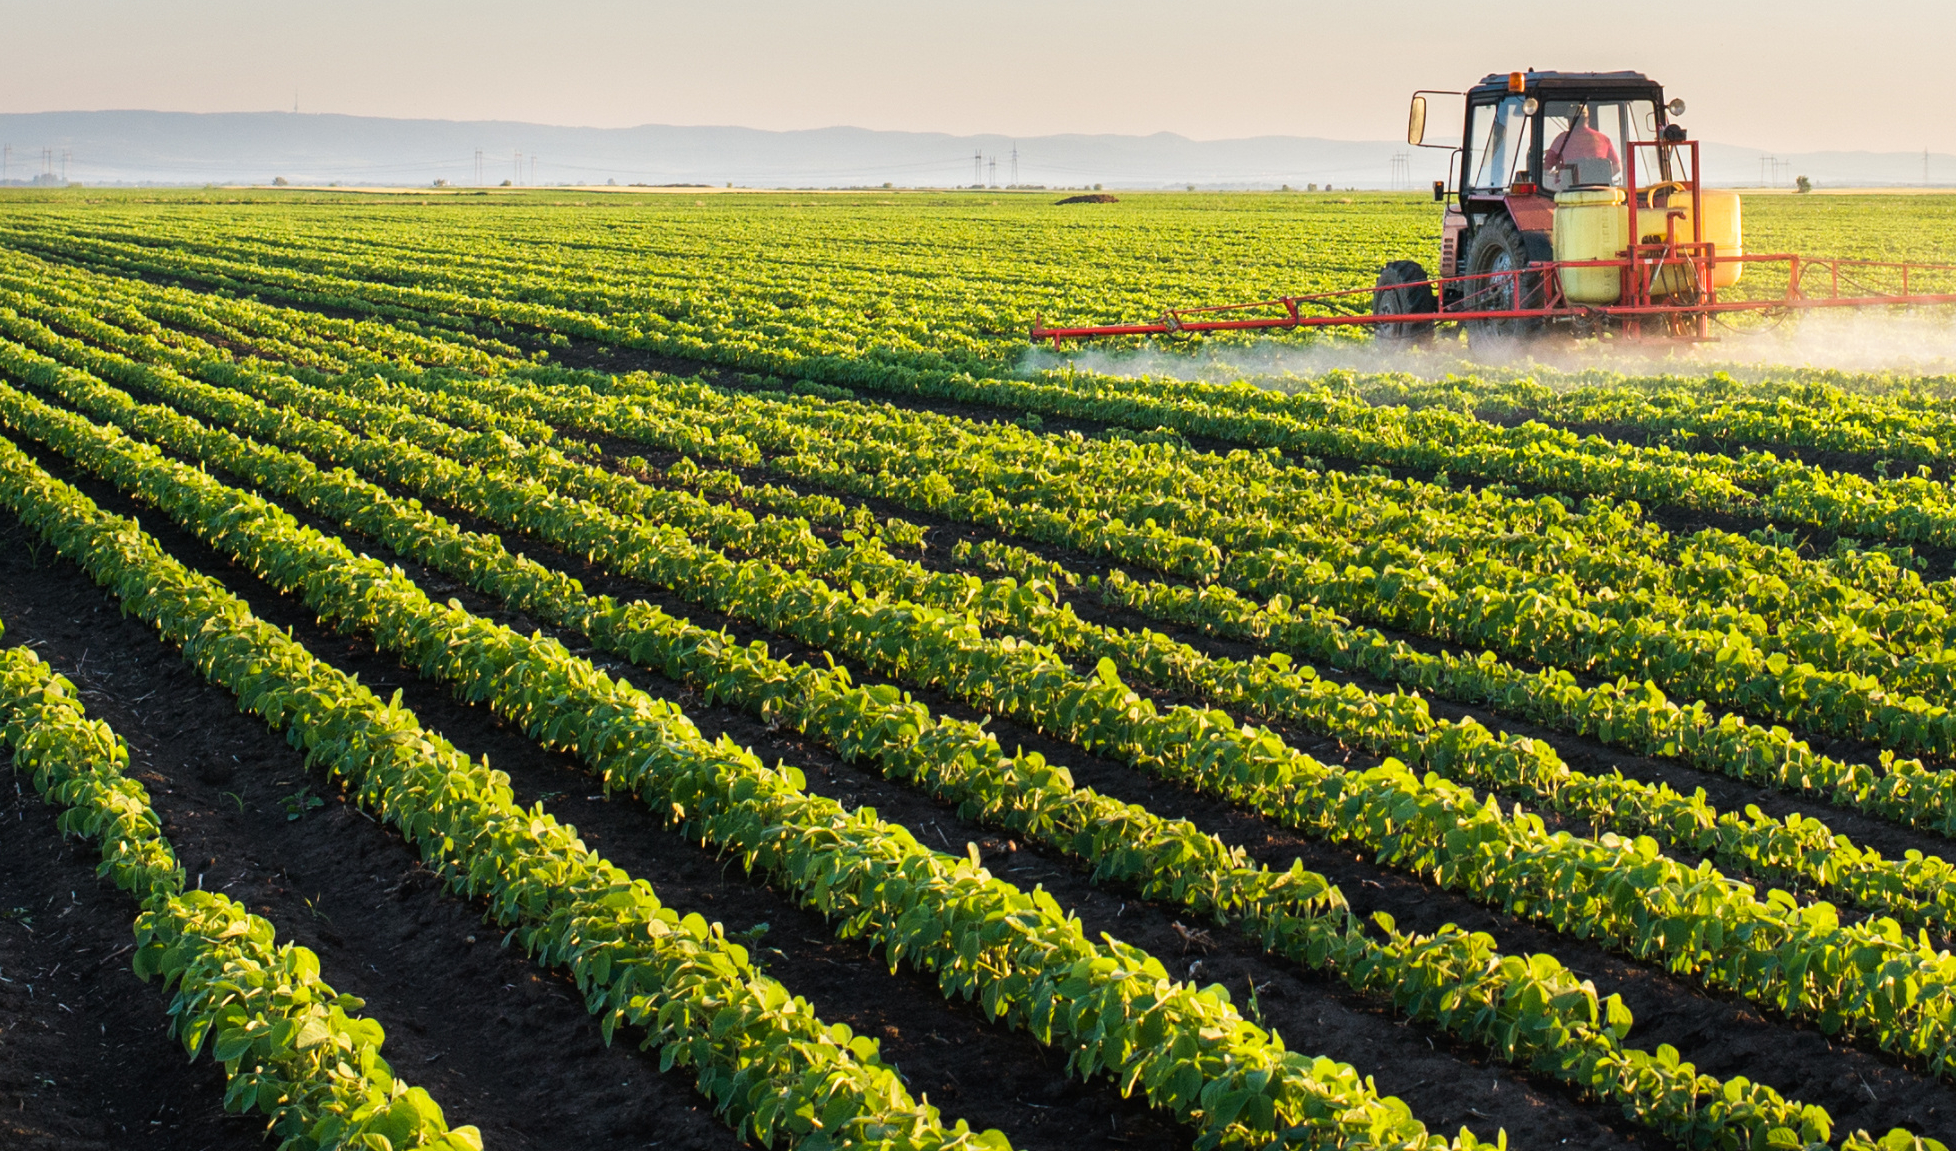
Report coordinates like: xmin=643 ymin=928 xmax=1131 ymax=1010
xmin=1504 ymin=194 xmax=1558 ymax=262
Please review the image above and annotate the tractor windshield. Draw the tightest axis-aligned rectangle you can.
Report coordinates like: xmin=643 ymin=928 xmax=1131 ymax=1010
xmin=1468 ymin=96 xmax=1533 ymax=192
xmin=1541 ymin=98 xmax=1661 ymax=192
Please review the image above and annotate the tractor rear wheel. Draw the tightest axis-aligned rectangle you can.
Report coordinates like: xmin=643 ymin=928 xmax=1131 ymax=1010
xmin=1372 ymin=260 xmax=1438 ymax=344
xmin=1462 ymin=216 xmax=1543 ymax=345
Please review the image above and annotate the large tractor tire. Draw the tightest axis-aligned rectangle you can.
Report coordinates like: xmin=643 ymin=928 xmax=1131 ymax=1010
xmin=1372 ymin=260 xmax=1438 ymax=344
xmin=1461 ymin=215 xmax=1544 ymax=344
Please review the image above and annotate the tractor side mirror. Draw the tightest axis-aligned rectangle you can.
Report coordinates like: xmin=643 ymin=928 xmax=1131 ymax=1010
xmin=1432 ymin=180 xmax=1446 ymax=202
xmin=1407 ymin=96 xmax=1427 ymax=146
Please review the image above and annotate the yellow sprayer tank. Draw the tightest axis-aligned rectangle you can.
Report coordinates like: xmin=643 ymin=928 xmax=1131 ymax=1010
xmin=1552 ymin=188 xmax=1629 ymax=303
xmin=1552 ymin=187 xmax=1742 ymax=303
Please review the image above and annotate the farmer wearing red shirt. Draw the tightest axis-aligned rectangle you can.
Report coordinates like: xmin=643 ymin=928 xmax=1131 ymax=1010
xmin=1546 ymin=109 xmax=1620 ymax=188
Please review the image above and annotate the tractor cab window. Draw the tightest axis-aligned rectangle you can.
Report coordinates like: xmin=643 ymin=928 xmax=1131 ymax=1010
xmin=1468 ymin=96 xmax=1533 ymax=192
xmin=1541 ymin=99 xmax=1662 ymax=192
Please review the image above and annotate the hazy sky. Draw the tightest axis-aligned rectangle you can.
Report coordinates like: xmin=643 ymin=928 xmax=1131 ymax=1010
xmin=3 ymin=1 xmax=1950 ymax=154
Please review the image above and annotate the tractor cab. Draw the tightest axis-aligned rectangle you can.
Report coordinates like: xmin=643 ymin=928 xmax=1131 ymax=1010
xmin=1414 ymin=72 xmax=1675 ymax=306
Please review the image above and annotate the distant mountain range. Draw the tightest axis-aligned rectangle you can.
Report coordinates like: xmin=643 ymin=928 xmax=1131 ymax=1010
xmin=0 ymin=110 xmax=1949 ymax=191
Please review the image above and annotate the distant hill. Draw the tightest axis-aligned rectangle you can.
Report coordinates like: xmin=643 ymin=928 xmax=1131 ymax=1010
xmin=0 ymin=110 xmax=1948 ymax=191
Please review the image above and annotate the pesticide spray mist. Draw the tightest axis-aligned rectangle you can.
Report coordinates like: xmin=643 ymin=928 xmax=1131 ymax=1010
xmin=1017 ymin=308 xmax=1956 ymax=389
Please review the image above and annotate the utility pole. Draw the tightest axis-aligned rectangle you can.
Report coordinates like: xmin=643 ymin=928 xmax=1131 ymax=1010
xmin=988 ymin=156 xmax=996 ymax=187
xmin=1390 ymin=152 xmax=1411 ymax=191
xmin=3 ymin=145 xmax=9 ymax=183
xmin=530 ymin=154 xmax=536 ymax=186
xmin=972 ymin=150 xmax=982 ymax=187
xmin=514 ymin=150 xmax=522 ymax=186
xmin=474 ymin=149 xmax=482 ymax=185
xmin=1010 ymin=144 xmax=1018 ymax=186
xmin=61 ymin=150 xmax=70 ymax=182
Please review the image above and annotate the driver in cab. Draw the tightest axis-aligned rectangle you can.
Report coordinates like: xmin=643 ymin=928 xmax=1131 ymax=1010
xmin=1544 ymin=110 xmax=1620 ymax=191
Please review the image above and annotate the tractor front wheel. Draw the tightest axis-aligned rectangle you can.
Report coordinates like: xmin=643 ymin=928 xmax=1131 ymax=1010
xmin=1461 ymin=216 xmax=1544 ymax=345
xmin=1372 ymin=260 xmax=1438 ymax=344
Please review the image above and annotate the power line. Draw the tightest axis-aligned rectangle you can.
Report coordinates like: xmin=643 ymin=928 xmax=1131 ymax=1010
xmin=1010 ymin=143 xmax=1018 ymax=186
xmin=1389 ymin=152 xmax=1411 ymax=191
xmin=972 ymin=149 xmax=981 ymax=187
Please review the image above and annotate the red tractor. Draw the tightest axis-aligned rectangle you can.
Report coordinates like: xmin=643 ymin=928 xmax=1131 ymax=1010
xmin=1385 ymin=69 xmax=1710 ymax=342
xmin=1031 ymin=70 xmax=1956 ymax=348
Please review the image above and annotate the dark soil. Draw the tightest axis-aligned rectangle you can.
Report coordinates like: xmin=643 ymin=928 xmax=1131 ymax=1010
xmin=0 ymin=772 xmax=262 ymax=1151
xmin=16 ymin=255 xmax=1956 ymax=1144
xmin=573 ymin=432 xmax=1949 ymax=901
xmin=537 ymin=340 xmax=727 ymax=379
xmin=571 ymin=418 xmax=1930 ymax=794
xmin=333 ymin=428 xmax=1956 ymax=1144
xmin=0 ymin=404 xmax=1669 ymax=1148
xmin=0 ymin=462 xmax=1192 ymax=1150
xmin=0 ymin=512 xmax=741 ymax=1151
xmin=112 ymin=397 xmax=1956 ymax=1147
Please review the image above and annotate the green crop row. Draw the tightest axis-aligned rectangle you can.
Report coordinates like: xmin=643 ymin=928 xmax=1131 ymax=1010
xmin=2 ymin=318 xmax=1884 ymax=1149
xmin=38 ymin=249 xmax=1956 ymax=826
xmin=250 ymin=353 xmax=1929 ymax=871
xmin=488 ymin=389 xmax=1956 ymax=880
xmin=16 ymin=188 xmax=1956 ymax=540
xmin=0 ymin=433 xmax=1023 ymax=1151
xmin=1350 ymin=372 xmax=1956 ymax=471
xmin=23 ymin=295 xmax=1956 ymax=973
xmin=0 ymin=369 xmax=1491 ymax=1151
xmin=0 ymin=639 xmax=480 ymax=1151
xmin=34 ymin=210 xmax=1956 ymax=563
xmin=159 ymin=373 xmax=1956 ymax=1080
xmin=10 ymin=196 xmax=1956 ymax=1147
xmin=65 ymin=322 xmax=1956 ymax=940
xmin=10 ymin=336 xmax=1956 ymax=1092
xmin=23 ymin=248 xmax=1956 ymax=700
xmin=471 ymin=366 xmax=1956 ymax=762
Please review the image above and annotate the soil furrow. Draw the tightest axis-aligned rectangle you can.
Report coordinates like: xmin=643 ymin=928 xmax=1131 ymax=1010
xmin=0 ymin=758 xmax=261 ymax=1151
xmin=314 ymin=438 xmax=1956 ymax=1145
xmin=27 ymin=389 xmax=1673 ymax=1148
xmin=16 ymin=262 xmax=1956 ymax=1143
xmin=0 ymin=435 xmax=1200 ymax=1151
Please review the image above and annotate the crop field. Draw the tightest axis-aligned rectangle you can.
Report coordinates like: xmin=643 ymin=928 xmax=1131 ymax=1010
xmin=8 ymin=186 xmax=1956 ymax=1151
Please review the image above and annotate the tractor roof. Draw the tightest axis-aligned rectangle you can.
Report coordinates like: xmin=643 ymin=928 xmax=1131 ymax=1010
xmin=1471 ymin=70 xmax=1662 ymax=96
